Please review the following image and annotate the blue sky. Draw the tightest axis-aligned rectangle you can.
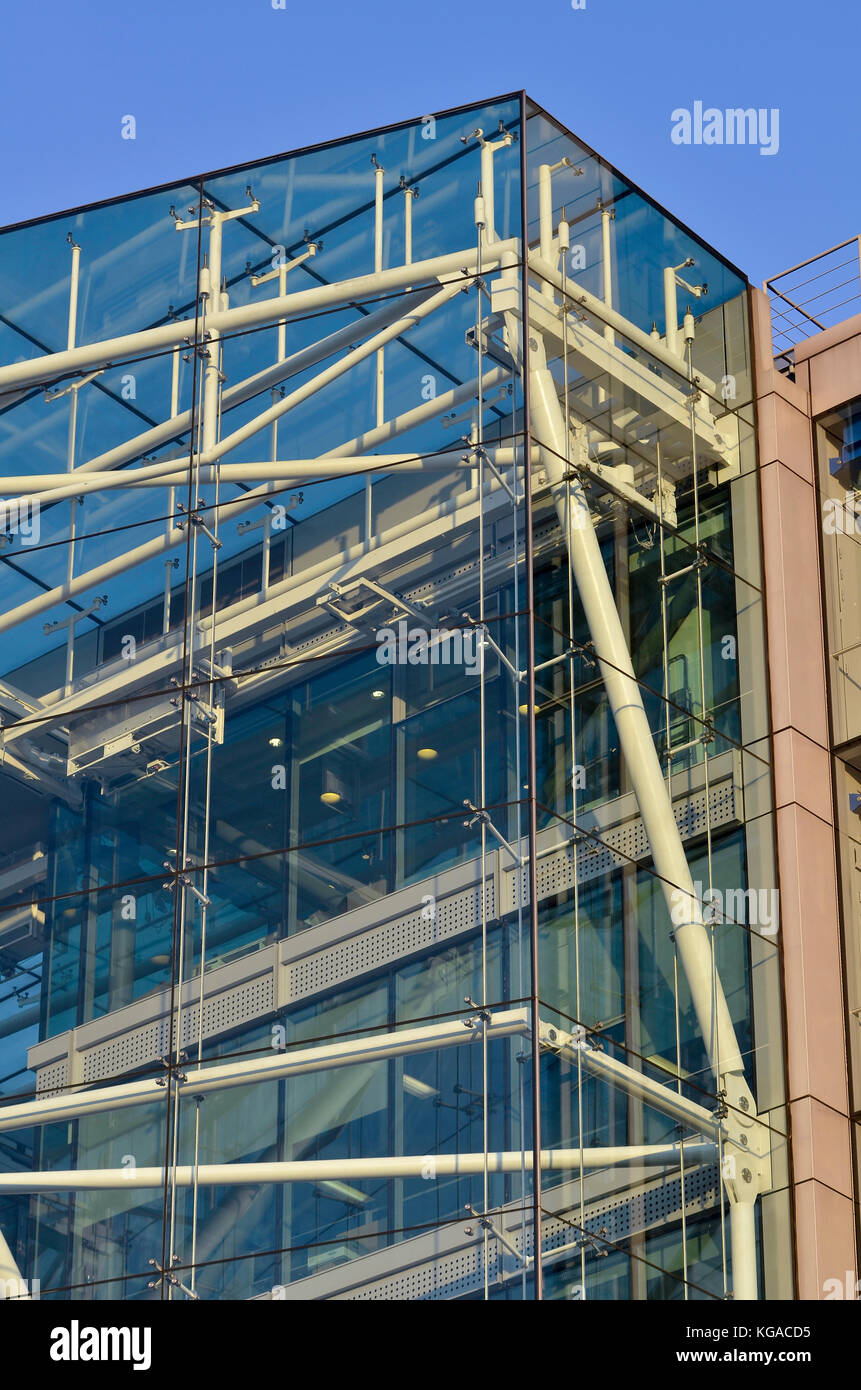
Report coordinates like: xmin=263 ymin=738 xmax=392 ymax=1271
xmin=1 ymin=0 xmax=857 ymax=286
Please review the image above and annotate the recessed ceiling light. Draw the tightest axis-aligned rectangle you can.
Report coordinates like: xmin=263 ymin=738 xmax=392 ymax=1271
xmin=320 ymin=791 xmax=342 ymax=805
xmin=371 ymin=688 xmax=385 ymax=699
xmin=417 ymin=747 xmax=438 ymax=761
xmin=269 ymin=736 xmax=282 ymax=747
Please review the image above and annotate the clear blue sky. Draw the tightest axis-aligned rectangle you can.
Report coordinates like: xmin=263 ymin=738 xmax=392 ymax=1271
xmin=1 ymin=0 xmax=857 ymax=287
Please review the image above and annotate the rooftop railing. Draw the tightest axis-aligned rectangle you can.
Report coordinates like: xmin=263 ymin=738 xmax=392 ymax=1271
xmin=764 ymin=236 xmax=861 ymax=374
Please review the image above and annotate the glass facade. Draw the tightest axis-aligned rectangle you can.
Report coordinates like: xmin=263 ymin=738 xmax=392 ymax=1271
xmin=0 ymin=94 xmax=789 ymax=1301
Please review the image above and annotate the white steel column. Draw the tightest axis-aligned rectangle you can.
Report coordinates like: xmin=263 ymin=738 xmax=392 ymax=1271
xmin=372 ymin=155 xmax=385 ymax=430
xmin=600 ymin=203 xmax=615 ymax=345
xmin=528 ymin=338 xmax=748 ymax=1090
xmin=63 ymin=236 xmax=81 ymax=695
xmin=664 ymin=264 xmax=681 ymax=358
xmin=729 ymin=1200 xmax=758 ymax=1301
xmin=0 ymin=1226 xmax=29 ymax=1299
xmin=525 ymin=327 xmax=763 ymax=1299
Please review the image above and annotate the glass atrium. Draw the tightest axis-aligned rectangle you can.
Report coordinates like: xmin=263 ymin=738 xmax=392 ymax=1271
xmin=0 ymin=94 xmax=789 ymax=1301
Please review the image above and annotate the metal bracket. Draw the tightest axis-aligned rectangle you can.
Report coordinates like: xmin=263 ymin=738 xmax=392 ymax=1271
xmin=462 ymin=799 xmax=523 ymax=867
xmin=147 ymin=1256 xmax=199 ymax=1299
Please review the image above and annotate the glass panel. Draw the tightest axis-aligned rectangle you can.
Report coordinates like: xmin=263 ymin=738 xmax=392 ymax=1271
xmin=0 ymin=91 xmax=789 ymax=1303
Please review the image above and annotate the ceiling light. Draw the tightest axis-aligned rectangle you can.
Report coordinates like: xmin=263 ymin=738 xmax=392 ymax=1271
xmin=402 ymin=1074 xmax=439 ymax=1099
xmin=371 ymin=688 xmax=385 ymax=699
xmin=320 ymin=769 xmax=347 ymax=807
xmin=317 ymin=1179 xmax=368 ymax=1206
xmin=269 ymin=736 xmax=282 ymax=747
xmin=417 ymin=747 xmax=438 ymax=761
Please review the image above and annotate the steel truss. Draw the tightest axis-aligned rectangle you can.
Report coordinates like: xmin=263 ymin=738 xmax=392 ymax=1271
xmin=0 ymin=132 xmax=768 ymax=1300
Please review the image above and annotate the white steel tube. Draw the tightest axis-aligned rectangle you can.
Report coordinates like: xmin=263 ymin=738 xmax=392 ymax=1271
xmin=0 ymin=242 xmax=517 ymax=395
xmin=162 ymin=558 xmax=173 ymax=636
xmin=374 ymin=162 xmax=385 ymax=430
xmin=0 ymin=1010 xmax=531 ymax=1134
xmin=0 ymin=287 xmax=476 ymax=641
xmin=0 ymin=1144 xmax=718 ymax=1192
xmin=601 ymin=207 xmax=615 ymax=345
xmin=199 ymin=279 xmax=465 ymax=468
xmin=528 ymin=346 xmax=747 ymax=1087
xmin=556 ymin=1035 xmax=722 ymax=1138
xmin=3 ymin=292 xmax=438 ymax=516
xmin=404 ymin=187 xmax=413 ymax=266
xmin=64 ymin=242 xmax=82 ymax=695
xmin=170 ymin=344 xmax=180 ymax=419
xmin=0 ymin=408 xmax=519 ymax=750
xmin=538 ymin=164 xmax=556 ymax=303
xmin=201 ymin=214 xmax=224 ymax=462
xmin=320 ymin=364 xmax=508 ymax=458
xmin=0 ymin=519 xmax=185 ymax=640
xmin=0 ymin=1227 xmax=29 ymax=1299
xmin=66 ymin=243 xmax=80 ymax=355
xmin=0 ymin=448 xmax=524 ymax=494
xmin=664 ymin=264 xmax=681 ymax=358
xmin=529 ymin=251 xmax=696 ymax=383
xmin=481 ymin=142 xmax=496 ymax=244
xmin=729 ymin=1200 xmax=757 ymax=1300
xmin=0 ymin=447 xmax=508 ymax=724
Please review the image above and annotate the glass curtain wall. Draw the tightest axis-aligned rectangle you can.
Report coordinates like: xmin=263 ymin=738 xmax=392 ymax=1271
xmin=0 ymin=93 xmax=789 ymax=1302
xmin=520 ymin=100 xmax=788 ymax=1302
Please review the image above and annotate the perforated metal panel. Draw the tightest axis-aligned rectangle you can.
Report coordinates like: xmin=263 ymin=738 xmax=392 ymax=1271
xmin=31 ymin=967 xmax=276 ymax=1092
xmin=350 ymin=1245 xmax=499 ymax=1301
xmin=503 ymin=774 xmax=739 ymax=913
xmin=286 ymin=883 xmax=494 ymax=1005
xmin=263 ymin=1164 xmax=720 ymax=1300
xmin=81 ymin=1021 xmax=168 ymax=1084
xmin=35 ymin=1059 xmax=69 ymax=1099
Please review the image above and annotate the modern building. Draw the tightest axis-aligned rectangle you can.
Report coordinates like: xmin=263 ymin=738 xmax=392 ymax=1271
xmin=0 ymin=92 xmax=856 ymax=1302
